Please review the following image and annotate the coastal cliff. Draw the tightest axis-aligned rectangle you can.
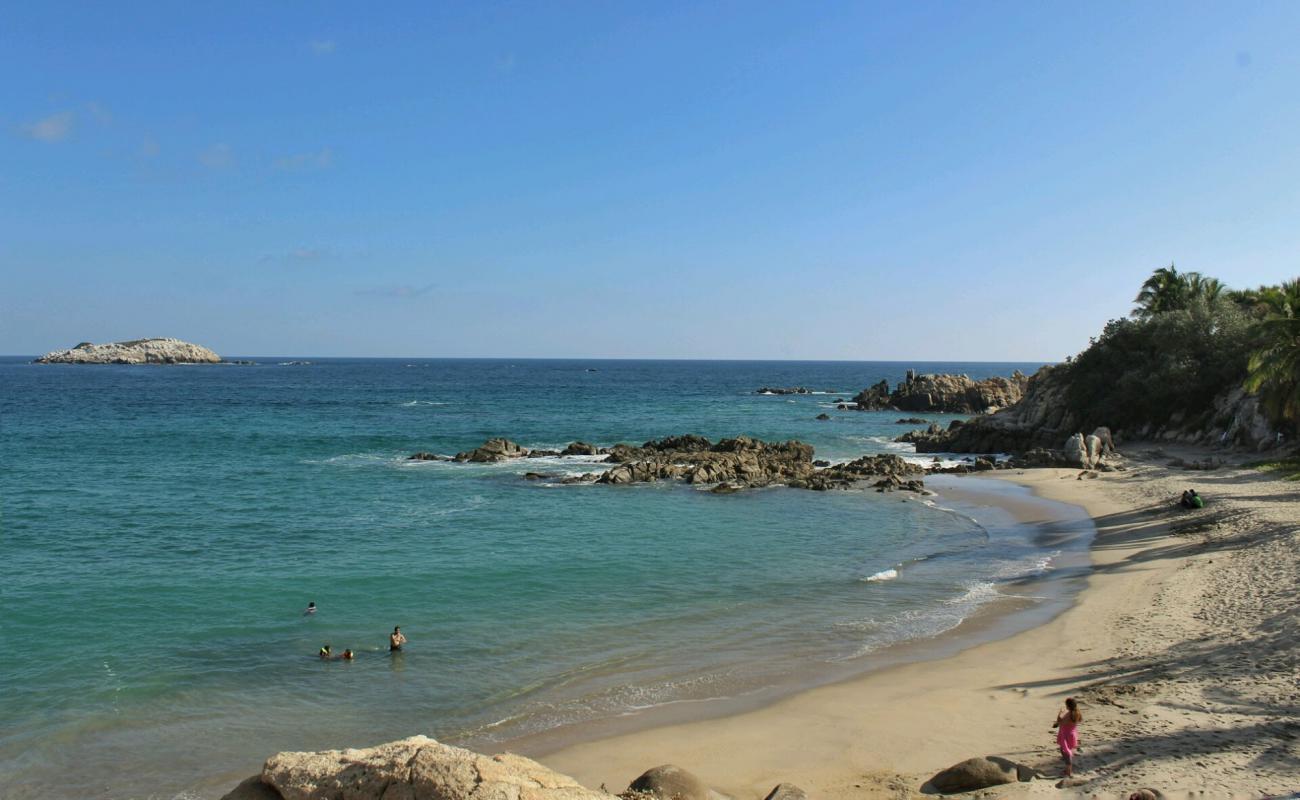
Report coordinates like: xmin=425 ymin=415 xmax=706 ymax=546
xmin=898 ymin=363 xmax=1282 ymax=455
xmin=35 ymin=338 xmax=222 ymax=364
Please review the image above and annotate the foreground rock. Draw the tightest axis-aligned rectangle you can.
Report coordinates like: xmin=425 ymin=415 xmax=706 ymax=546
xmin=34 ymin=338 xmax=222 ymax=364
xmin=623 ymin=765 xmax=715 ymax=800
xmin=851 ymin=370 xmax=1028 ymax=414
xmin=222 ymin=735 xmax=609 ymax=800
xmin=925 ymin=755 xmax=1036 ymax=793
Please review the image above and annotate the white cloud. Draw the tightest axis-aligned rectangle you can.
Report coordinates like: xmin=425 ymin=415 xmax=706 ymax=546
xmin=309 ymin=39 xmax=336 ymax=55
xmin=199 ymin=143 xmax=234 ymax=169
xmin=22 ymin=111 xmax=74 ymax=142
xmin=273 ymin=146 xmax=334 ymax=172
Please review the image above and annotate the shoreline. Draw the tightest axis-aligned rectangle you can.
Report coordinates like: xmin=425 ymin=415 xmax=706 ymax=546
xmin=494 ymin=475 xmax=1095 ymax=762
xmin=524 ymin=448 xmax=1299 ymax=798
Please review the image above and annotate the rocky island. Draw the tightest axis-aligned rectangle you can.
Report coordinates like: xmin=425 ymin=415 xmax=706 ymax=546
xmin=34 ymin=338 xmax=223 ymax=365
xmin=843 ymin=369 xmax=1028 ymax=414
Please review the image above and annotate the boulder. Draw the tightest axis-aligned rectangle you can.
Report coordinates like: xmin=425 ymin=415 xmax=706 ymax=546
xmin=1085 ymin=434 xmax=1103 ymax=468
xmin=756 ymin=387 xmax=811 ymax=395
xmin=896 ymin=417 xmax=930 ymax=424
xmin=407 ymin=452 xmax=448 ymax=461
xmin=526 ymin=449 xmax=561 ymax=458
xmin=1065 ymin=433 xmax=1088 ymax=468
xmin=625 ymin=765 xmax=712 ymax=800
xmin=815 ymin=413 xmax=830 ymax=421
xmin=523 ymin=472 xmax=551 ymax=480
xmin=561 ymin=442 xmax=602 ymax=456
xmin=926 ymin=756 xmax=1035 ymax=793
xmin=1127 ymin=790 xmax=1164 ymax=800
xmin=453 ymin=438 xmax=529 ymax=463
xmin=35 ymin=337 xmax=222 ymax=365
xmin=249 ymin=735 xmax=608 ymax=800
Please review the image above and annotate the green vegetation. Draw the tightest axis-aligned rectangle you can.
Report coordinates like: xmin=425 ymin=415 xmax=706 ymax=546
xmin=1243 ymin=279 xmax=1300 ymax=429
xmin=1246 ymin=457 xmax=1300 ymax=481
xmin=1062 ymin=267 xmax=1299 ymax=437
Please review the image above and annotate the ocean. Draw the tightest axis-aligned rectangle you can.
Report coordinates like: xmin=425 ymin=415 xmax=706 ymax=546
xmin=0 ymin=358 xmax=1090 ymax=798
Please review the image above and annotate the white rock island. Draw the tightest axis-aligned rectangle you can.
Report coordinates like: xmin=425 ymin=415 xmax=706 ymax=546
xmin=35 ymin=338 xmax=223 ymax=364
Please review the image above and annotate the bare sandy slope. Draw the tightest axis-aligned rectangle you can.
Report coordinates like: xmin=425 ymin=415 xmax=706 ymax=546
xmin=533 ymin=447 xmax=1299 ymax=799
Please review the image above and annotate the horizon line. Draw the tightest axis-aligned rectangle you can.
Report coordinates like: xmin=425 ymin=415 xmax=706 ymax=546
xmin=3 ymin=353 xmax=1058 ymax=364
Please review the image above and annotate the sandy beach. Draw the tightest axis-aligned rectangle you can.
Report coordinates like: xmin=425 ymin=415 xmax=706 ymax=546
xmin=530 ymin=447 xmax=1300 ymax=798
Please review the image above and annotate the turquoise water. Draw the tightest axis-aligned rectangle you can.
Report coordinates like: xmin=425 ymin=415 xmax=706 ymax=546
xmin=1 ymin=358 xmax=1073 ymax=798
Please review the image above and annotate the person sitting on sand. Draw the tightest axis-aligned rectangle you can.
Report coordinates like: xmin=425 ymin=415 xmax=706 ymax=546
xmin=389 ymin=626 xmax=407 ymax=652
xmin=1052 ymin=697 xmax=1082 ymax=777
xmin=319 ymin=644 xmax=331 ymax=659
xmin=1179 ymin=489 xmax=1204 ymax=509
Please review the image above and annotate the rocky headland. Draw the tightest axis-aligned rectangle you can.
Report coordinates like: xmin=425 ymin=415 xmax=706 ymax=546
xmin=411 ymin=436 xmax=925 ymax=493
xmin=34 ymin=338 xmax=223 ymax=365
xmin=892 ymin=364 xmax=1284 ymax=461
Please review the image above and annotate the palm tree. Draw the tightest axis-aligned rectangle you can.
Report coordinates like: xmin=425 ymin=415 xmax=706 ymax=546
xmin=1244 ymin=278 xmax=1300 ymax=430
xmin=1134 ymin=265 xmax=1225 ymax=318
xmin=1134 ymin=264 xmax=1190 ymax=318
xmin=1187 ymin=273 xmax=1224 ymax=304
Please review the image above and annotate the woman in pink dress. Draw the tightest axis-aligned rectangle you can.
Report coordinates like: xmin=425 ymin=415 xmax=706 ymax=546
xmin=1052 ymin=697 xmax=1082 ymax=776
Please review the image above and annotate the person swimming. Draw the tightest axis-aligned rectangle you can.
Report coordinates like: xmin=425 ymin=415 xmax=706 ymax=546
xmin=304 ymin=602 xmax=317 ymax=615
xmin=389 ymin=626 xmax=407 ymax=652
xmin=340 ymin=649 xmax=354 ymax=660
xmin=318 ymin=644 xmax=331 ymax=659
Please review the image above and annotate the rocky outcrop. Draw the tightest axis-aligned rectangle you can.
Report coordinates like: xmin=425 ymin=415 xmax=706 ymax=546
xmin=34 ymin=338 xmax=222 ymax=364
xmin=596 ymin=436 xmax=815 ymax=489
xmin=851 ymin=370 xmax=1028 ymax=414
xmin=756 ymin=387 xmax=813 ymax=395
xmin=222 ymin=735 xmax=609 ymax=800
xmin=453 ymin=439 xmax=529 ymax=462
xmin=898 ymin=366 xmax=1075 ymax=454
xmin=429 ymin=435 xmax=924 ymax=493
xmin=925 ymin=755 xmax=1036 ymax=793
xmin=789 ymin=454 xmax=924 ymax=492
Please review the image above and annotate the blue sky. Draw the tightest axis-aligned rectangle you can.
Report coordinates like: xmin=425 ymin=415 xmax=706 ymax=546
xmin=3 ymin=2 xmax=1298 ymax=359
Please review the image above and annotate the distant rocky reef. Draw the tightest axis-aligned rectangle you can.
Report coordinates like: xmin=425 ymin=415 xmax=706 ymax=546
xmin=35 ymin=338 xmax=223 ymax=365
xmin=410 ymin=435 xmax=925 ymax=493
xmin=843 ymin=370 xmax=1028 ymax=414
